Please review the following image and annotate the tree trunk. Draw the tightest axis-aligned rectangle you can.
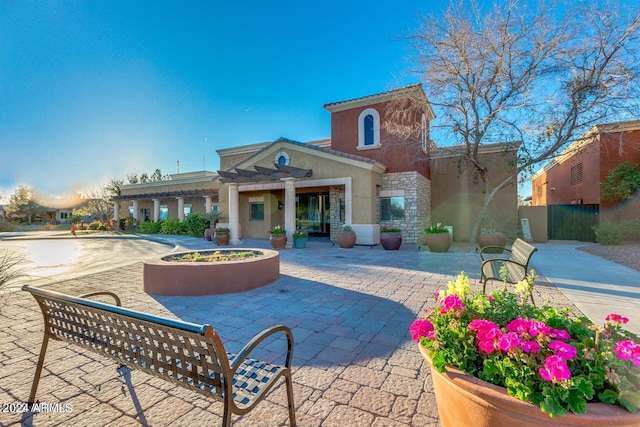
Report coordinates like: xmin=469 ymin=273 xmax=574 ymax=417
xmin=469 ymin=174 xmax=517 ymax=244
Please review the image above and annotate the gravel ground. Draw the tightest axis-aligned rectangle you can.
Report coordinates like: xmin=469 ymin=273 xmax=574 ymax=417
xmin=577 ymin=241 xmax=640 ymax=272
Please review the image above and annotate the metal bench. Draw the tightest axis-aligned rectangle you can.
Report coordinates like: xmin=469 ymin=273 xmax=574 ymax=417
xmin=479 ymin=238 xmax=537 ymax=304
xmin=23 ymin=285 xmax=296 ymax=426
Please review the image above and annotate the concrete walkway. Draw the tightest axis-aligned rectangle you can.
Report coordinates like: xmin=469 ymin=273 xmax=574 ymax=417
xmin=0 ymin=235 xmax=637 ymax=426
xmin=530 ymin=241 xmax=640 ymax=336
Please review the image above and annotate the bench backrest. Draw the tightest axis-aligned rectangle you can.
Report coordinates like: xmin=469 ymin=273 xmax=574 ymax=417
xmin=509 ymin=238 xmax=537 ymax=269
xmin=506 ymin=238 xmax=538 ymax=281
xmin=23 ymin=285 xmax=232 ymax=402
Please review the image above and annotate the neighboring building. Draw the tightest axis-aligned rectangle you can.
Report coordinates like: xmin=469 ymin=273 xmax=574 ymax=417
xmin=531 ymin=120 xmax=640 ymax=222
xmin=115 ymin=84 xmax=519 ymax=245
xmin=114 ymin=171 xmax=219 ymax=223
xmin=40 ymin=196 xmax=90 ymax=223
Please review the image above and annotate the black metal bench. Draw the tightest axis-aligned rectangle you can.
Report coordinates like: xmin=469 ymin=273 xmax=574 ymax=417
xmin=23 ymin=285 xmax=296 ymax=426
xmin=479 ymin=238 xmax=537 ymax=304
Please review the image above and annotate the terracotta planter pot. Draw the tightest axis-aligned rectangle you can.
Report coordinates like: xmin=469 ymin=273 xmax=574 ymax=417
xmin=293 ymin=237 xmax=307 ymax=249
xmin=336 ymin=231 xmax=356 ymax=248
xmin=269 ymin=234 xmax=287 ymax=249
xmin=419 ymin=345 xmax=640 ymax=427
xmin=214 ymin=232 xmax=230 ymax=246
xmin=380 ymin=232 xmax=402 ymax=250
xmin=425 ymin=232 xmax=451 ymax=252
xmin=478 ymin=232 xmax=506 ymax=253
xmin=204 ymin=227 xmax=214 ymax=241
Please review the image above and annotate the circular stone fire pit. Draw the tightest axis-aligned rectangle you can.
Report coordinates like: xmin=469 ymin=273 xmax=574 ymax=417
xmin=143 ymin=249 xmax=280 ymax=296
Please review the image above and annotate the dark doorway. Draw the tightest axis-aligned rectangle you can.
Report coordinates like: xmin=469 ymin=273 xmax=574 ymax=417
xmin=296 ymin=193 xmax=330 ymax=236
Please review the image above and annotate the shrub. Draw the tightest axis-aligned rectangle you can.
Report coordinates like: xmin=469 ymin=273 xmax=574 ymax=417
xmin=160 ymin=217 xmax=188 ymax=235
xmin=0 ymin=219 xmax=16 ymax=232
xmin=621 ymin=218 xmax=640 ymax=241
xmin=88 ymin=221 xmax=102 ymax=230
xmin=139 ymin=221 xmax=162 ymax=234
xmin=592 ymin=221 xmax=622 ymax=245
xmin=184 ymin=213 xmax=210 ymax=237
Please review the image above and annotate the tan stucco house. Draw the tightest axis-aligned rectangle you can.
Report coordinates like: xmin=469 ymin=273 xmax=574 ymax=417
xmin=114 ymin=84 xmax=519 ymax=246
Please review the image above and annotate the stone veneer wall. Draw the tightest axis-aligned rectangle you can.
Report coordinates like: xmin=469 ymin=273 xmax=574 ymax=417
xmin=380 ymin=172 xmax=431 ymax=244
xmin=329 ymin=186 xmax=345 ymax=241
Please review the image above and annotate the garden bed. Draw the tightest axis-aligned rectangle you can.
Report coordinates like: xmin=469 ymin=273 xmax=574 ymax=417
xmin=143 ymin=249 xmax=279 ymax=296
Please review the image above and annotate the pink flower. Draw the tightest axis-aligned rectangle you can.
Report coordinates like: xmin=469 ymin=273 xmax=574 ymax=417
xmin=410 ymin=319 xmax=435 ymax=342
xmin=469 ymin=319 xmax=501 ymax=340
xmin=606 ymin=313 xmax=629 ymax=324
xmin=522 ymin=340 xmax=541 ymax=354
xmin=614 ymin=340 xmax=640 ymax=361
xmin=528 ymin=321 xmax=552 ymax=337
xmin=549 ymin=340 xmax=577 ymax=360
xmin=498 ymin=332 xmax=522 ymax=352
xmin=549 ymin=328 xmax=571 ymax=340
xmin=506 ymin=318 xmax=531 ymax=335
xmin=539 ymin=355 xmax=572 ymax=382
xmin=440 ymin=294 xmax=465 ymax=314
xmin=478 ymin=339 xmax=497 ymax=354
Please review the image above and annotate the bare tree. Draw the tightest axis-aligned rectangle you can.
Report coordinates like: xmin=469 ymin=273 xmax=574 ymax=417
xmin=389 ymin=0 xmax=640 ymax=242
xmin=77 ymin=185 xmax=116 ymax=221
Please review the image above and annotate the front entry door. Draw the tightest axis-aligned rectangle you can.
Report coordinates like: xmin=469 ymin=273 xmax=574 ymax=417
xmin=296 ymin=193 xmax=330 ymax=236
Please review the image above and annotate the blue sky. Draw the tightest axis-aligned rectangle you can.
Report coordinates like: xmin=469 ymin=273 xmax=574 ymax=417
xmin=1 ymin=1 xmax=439 ymax=202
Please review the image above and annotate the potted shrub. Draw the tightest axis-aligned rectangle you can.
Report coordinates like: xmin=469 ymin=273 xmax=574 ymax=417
xmin=336 ymin=224 xmax=356 ymax=248
xmin=203 ymin=211 xmax=223 ymax=241
xmin=213 ymin=226 xmax=230 ymax=246
xmin=380 ymin=225 xmax=402 ymax=250
xmin=478 ymin=228 xmax=506 ymax=253
xmin=410 ymin=271 xmax=640 ymax=426
xmin=268 ymin=225 xmax=287 ymax=249
xmin=425 ymin=223 xmax=451 ymax=253
xmin=293 ymin=229 xmax=308 ymax=249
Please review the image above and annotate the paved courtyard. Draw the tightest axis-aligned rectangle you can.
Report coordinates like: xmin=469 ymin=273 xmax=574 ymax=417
xmin=0 ymin=237 xmax=580 ymax=426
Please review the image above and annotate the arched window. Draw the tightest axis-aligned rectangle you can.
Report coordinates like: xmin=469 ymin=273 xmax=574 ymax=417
xmin=274 ymin=151 xmax=290 ymax=166
xmin=358 ymin=108 xmax=380 ymax=149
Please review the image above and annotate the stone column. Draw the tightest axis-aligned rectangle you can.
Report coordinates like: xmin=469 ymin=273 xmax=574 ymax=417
xmin=228 ymin=183 xmax=240 ymax=244
xmin=132 ymin=200 xmax=139 ymax=221
xmin=204 ymin=196 xmax=213 ymax=213
xmin=177 ymin=197 xmax=184 ymax=221
xmin=153 ymin=199 xmax=160 ymax=222
xmin=113 ymin=201 xmax=119 ymax=223
xmin=282 ymin=177 xmax=296 ymax=248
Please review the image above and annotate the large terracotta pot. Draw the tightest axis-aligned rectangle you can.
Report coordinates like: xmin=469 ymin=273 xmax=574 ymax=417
xmin=336 ymin=231 xmax=356 ymax=248
xmin=419 ymin=345 xmax=640 ymax=427
xmin=269 ymin=234 xmax=287 ymax=250
xmin=214 ymin=231 xmax=230 ymax=246
xmin=425 ymin=232 xmax=451 ymax=252
xmin=478 ymin=232 xmax=506 ymax=253
xmin=380 ymin=232 xmax=402 ymax=250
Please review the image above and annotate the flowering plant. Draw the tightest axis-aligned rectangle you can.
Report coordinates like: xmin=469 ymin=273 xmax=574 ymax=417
xmin=410 ymin=271 xmax=640 ymax=418
xmin=268 ymin=225 xmax=286 ymax=235
xmin=425 ymin=222 xmax=449 ymax=234
xmin=293 ymin=229 xmax=308 ymax=239
xmin=380 ymin=225 xmax=401 ymax=233
xmin=214 ymin=226 xmax=230 ymax=233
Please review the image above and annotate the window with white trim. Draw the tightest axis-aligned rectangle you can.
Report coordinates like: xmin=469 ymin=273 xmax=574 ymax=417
xmin=358 ymin=108 xmax=380 ymax=149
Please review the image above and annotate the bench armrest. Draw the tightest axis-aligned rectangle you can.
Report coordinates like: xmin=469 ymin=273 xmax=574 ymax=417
xmin=230 ymin=325 xmax=294 ymax=372
xmin=77 ymin=291 xmax=122 ymax=306
xmin=480 ymin=246 xmax=511 ymax=261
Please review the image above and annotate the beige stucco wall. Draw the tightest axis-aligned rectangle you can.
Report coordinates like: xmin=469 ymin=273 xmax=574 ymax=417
xmin=519 ymin=205 xmax=548 ymax=243
xmin=218 ymin=142 xmax=385 ymax=238
xmin=430 ymin=147 xmax=519 ymax=241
